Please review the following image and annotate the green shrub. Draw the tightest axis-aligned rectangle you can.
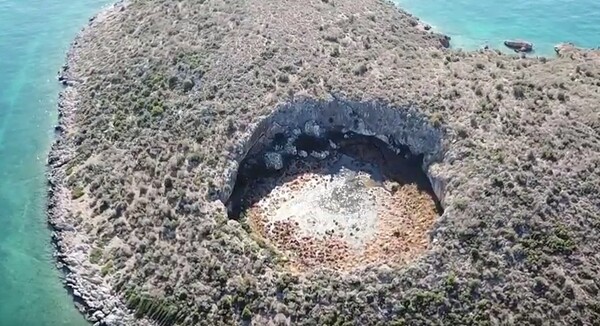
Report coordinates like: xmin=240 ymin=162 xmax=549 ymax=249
xmin=430 ymin=112 xmax=443 ymax=127
xmin=445 ymin=273 xmax=458 ymax=293
xmin=353 ymin=63 xmax=368 ymax=76
xmin=167 ymin=76 xmax=178 ymax=90
xmin=89 ymin=247 xmax=103 ymax=264
xmin=182 ymin=79 xmax=194 ymax=92
xmin=241 ymin=306 xmax=252 ymax=321
xmin=72 ymin=186 xmax=85 ymax=199
xmin=521 ymin=225 xmax=576 ymax=257
xmin=277 ymin=73 xmax=290 ymax=83
xmin=150 ymin=104 xmax=165 ymax=116
xmin=454 ymin=197 xmax=468 ymax=211
xmin=330 ymin=45 xmax=340 ymax=57
xmin=187 ymin=153 xmax=202 ymax=168
xmin=101 ymin=260 xmax=114 ymax=276
xmin=513 ymin=85 xmax=526 ymax=99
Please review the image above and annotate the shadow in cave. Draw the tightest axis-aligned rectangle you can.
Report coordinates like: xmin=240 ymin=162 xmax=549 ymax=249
xmin=226 ymin=131 xmax=443 ymax=220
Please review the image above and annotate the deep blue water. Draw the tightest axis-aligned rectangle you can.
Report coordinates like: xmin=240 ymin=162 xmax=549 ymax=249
xmin=0 ymin=0 xmax=107 ymax=325
xmin=395 ymin=0 xmax=600 ymax=56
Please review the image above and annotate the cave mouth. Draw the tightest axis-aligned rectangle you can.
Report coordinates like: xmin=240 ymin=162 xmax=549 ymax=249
xmin=226 ymin=130 xmax=443 ymax=271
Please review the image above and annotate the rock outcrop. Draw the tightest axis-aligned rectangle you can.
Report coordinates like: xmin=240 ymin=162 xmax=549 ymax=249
xmin=504 ymin=39 xmax=533 ymax=52
xmin=219 ymin=97 xmax=446 ymax=206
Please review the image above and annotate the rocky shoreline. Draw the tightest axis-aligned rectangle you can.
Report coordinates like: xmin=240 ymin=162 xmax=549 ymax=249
xmin=47 ymin=2 xmax=141 ymax=325
xmin=47 ymin=0 xmax=600 ymax=325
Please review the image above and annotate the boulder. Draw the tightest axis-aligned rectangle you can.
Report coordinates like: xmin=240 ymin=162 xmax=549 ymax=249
xmin=554 ymin=42 xmax=576 ymax=56
xmin=504 ymin=40 xmax=533 ymax=52
xmin=440 ymin=35 xmax=451 ymax=48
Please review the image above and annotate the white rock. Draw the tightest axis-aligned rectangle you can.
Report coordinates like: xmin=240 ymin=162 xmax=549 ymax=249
xmin=264 ymin=152 xmax=283 ymax=170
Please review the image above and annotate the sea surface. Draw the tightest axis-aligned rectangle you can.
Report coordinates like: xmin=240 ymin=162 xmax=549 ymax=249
xmin=0 ymin=0 xmax=108 ymax=325
xmin=394 ymin=0 xmax=600 ymax=56
xmin=0 ymin=0 xmax=598 ymax=325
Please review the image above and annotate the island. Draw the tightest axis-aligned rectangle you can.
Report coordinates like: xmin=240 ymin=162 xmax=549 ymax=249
xmin=48 ymin=0 xmax=600 ymax=325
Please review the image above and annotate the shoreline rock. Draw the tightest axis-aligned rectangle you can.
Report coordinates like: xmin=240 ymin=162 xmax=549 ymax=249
xmin=553 ymin=42 xmax=600 ymax=60
xmin=47 ymin=2 xmax=144 ymax=325
xmin=503 ymin=39 xmax=533 ymax=52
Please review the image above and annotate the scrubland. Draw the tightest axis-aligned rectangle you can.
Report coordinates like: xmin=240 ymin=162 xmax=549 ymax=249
xmin=51 ymin=0 xmax=600 ymax=324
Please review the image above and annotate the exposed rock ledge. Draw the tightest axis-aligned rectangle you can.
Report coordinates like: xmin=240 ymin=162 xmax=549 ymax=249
xmin=49 ymin=89 xmax=134 ymax=326
xmin=48 ymin=2 xmax=145 ymax=325
xmin=219 ymin=97 xmax=447 ymax=207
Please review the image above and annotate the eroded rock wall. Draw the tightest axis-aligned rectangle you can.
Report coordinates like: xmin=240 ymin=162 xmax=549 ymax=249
xmin=220 ymin=97 xmax=446 ymax=206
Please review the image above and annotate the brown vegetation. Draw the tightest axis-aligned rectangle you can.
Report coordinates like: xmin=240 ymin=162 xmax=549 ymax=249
xmin=243 ymin=154 xmax=440 ymax=272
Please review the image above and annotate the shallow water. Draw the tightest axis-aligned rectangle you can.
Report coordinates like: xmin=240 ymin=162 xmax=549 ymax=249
xmin=0 ymin=0 xmax=107 ymax=324
xmin=395 ymin=0 xmax=600 ymax=56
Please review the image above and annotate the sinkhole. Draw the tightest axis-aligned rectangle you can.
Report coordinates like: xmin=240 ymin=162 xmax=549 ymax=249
xmin=221 ymin=98 xmax=445 ymax=271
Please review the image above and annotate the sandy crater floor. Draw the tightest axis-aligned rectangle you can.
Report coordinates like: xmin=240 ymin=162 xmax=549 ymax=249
xmin=245 ymin=153 xmax=440 ymax=271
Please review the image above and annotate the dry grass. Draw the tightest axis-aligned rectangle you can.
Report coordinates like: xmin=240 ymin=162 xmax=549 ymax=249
xmin=244 ymin=161 xmax=439 ymax=272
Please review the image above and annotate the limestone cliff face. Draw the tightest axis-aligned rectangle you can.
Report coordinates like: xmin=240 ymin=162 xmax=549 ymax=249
xmin=220 ymin=97 xmax=445 ymax=205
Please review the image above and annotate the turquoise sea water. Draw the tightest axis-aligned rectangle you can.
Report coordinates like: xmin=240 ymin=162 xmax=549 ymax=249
xmin=395 ymin=0 xmax=600 ymax=56
xmin=0 ymin=0 xmax=107 ymax=325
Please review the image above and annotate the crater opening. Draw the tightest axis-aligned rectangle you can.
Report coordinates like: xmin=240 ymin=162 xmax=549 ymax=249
xmin=221 ymin=98 xmax=446 ymax=271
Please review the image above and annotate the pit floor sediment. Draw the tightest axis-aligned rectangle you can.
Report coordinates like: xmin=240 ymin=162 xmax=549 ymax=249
xmin=232 ymin=135 xmax=442 ymax=271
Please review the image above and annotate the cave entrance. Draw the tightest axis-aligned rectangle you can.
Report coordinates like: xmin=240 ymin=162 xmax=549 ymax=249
xmin=226 ymin=130 xmax=442 ymax=271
